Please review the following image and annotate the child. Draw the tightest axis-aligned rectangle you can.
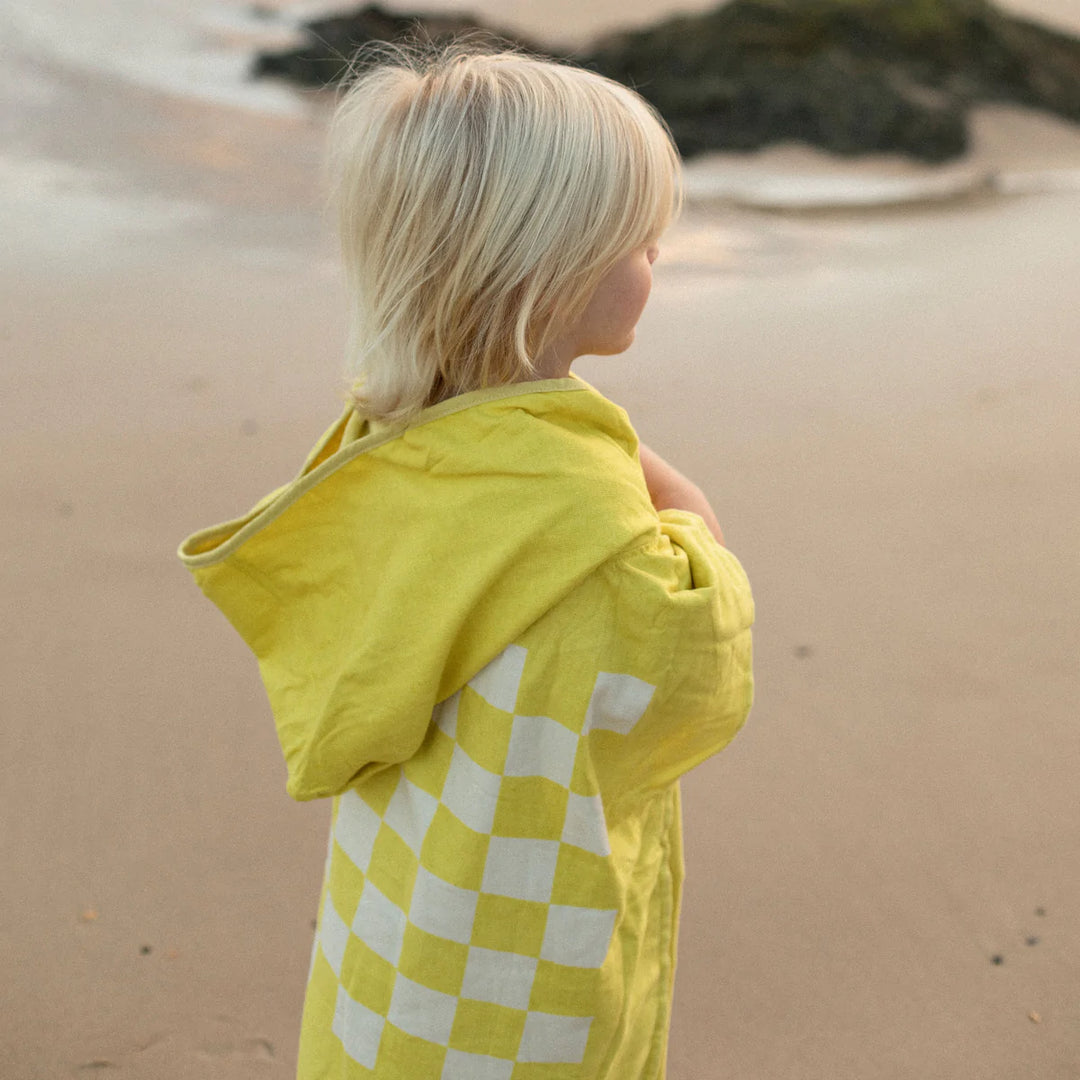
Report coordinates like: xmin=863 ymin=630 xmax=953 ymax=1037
xmin=179 ymin=43 xmax=753 ymax=1080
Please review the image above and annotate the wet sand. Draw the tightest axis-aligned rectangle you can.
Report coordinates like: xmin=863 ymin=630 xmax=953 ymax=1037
xmin=2 ymin=23 xmax=1080 ymax=1080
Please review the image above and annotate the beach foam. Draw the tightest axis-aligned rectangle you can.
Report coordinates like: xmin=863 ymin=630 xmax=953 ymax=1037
xmin=1 ymin=0 xmax=315 ymax=116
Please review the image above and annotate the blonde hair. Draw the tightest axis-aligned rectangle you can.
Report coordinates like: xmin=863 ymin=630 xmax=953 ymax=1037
xmin=324 ymin=42 xmax=682 ymax=422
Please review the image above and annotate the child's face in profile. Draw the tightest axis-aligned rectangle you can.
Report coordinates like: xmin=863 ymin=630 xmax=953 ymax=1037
xmin=573 ymin=243 xmax=660 ymax=359
xmin=533 ymin=241 xmax=660 ymax=379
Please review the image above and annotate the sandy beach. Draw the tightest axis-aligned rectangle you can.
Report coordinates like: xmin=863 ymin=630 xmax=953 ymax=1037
xmin=2 ymin=2 xmax=1080 ymax=1077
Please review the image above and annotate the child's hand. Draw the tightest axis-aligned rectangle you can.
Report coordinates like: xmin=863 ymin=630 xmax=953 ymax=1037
xmin=638 ymin=443 xmax=725 ymax=546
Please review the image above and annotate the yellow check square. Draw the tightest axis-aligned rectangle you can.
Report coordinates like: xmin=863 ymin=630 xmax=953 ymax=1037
xmin=470 ymin=895 xmax=547 ymax=955
xmin=356 ymin=765 xmax=401 ymax=816
xmin=456 ymin=686 xmax=514 ymax=774
xmin=528 ymin=959 xmax=602 ymax=1016
xmin=402 ymin=725 xmax=456 ymax=800
xmin=551 ymin=844 xmax=617 ymax=908
xmin=327 ymin=839 xmax=366 ymax=924
xmin=420 ymin=805 xmax=490 ymax=892
xmin=398 ymin=923 xmax=469 ymax=997
xmin=340 ymin=937 xmax=397 ymax=1017
xmin=492 ymin=777 xmax=568 ymax=840
xmin=366 ymin=827 xmax=419 ymax=911
xmin=449 ymin=998 xmax=526 ymax=1059
xmin=378 ymin=1021 xmax=448 ymax=1077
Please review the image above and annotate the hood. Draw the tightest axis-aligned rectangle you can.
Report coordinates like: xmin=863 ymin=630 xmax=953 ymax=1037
xmin=178 ymin=377 xmax=658 ymax=801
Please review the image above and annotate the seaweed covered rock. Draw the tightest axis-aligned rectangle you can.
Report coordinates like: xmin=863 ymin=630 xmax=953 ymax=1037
xmin=252 ymin=0 xmax=1080 ymax=163
xmin=581 ymin=0 xmax=1080 ymax=161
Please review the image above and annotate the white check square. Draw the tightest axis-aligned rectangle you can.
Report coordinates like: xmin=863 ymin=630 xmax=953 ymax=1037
xmin=332 ymin=984 xmax=384 ymax=1069
xmin=481 ymin=837 xmax=559 ymax=903
xmin=335 ymin=788 xmax=381 ymax=871
xmin=409 ymin=866 xmax=479 ymax=945
xmin=461 ymin=946 xmax=539 ymax=1011
xmin=384 ymin=774 xmax=439 ymax=855
xmin=468 ymin=644 xmax=528 ymax=713
xmin=441 ymin=1048 xmax=514 ymax=1080
xmin=504 ymin=714 xmax=578 ymax=787
xmin=540 ymin=905 xmax=617 ymax=969
xmin=388 ymin=972 xmax=457 ymax=1046
xmin=561 ymin=791 xmax=611 ymax=856
xmin=584 ymin=671 xmax=656 ymax=735
xmin=434 ymin=691 xmax=460 ymax=739
xmin=352 ymin=882 xmax=407 ymax=966
xmin=319 ymin=892 xmax=351 ymax=978
xmin=441 ymin=744 xmax=501 ymax=835
xmin=518 ymin=1011 xmax=592 ymax=1064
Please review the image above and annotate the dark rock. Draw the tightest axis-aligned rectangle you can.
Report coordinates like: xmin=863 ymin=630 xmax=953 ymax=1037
xmin=251 ymin=0 xmax=1080 ymax=163
xmin=579 ymin=0 xmax=1080 ymax=162
xmin=251 ymin=3 xmax=539 ymax=89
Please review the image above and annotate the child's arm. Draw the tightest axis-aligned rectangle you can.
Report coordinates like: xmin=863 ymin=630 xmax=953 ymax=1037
xmin=639 ymin=442 xmax=725 ymax=546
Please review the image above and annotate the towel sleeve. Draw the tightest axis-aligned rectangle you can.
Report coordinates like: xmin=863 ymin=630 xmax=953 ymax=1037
xmin=581 ymin=509 xmax=754 ymax=809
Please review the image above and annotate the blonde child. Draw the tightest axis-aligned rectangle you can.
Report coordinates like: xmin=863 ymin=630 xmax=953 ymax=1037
xmin=179 ymin=43 xmax=752 ymax=1079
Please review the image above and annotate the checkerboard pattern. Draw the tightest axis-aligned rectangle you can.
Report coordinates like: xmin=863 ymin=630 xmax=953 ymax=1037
xmin=306 ymin=643 xmax=656 ymax=1077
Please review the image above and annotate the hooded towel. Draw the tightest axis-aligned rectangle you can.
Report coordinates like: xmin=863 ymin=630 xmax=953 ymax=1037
xmin=178 ymin=376 xmax=753 ymax=1079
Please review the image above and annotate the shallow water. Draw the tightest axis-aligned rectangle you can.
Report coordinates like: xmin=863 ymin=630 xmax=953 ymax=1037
xmin=5 ymin=0 xmax=1080 ymax=117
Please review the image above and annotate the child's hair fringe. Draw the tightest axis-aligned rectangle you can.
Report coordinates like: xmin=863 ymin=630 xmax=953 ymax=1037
xmin=322 ymin=35 xmax=682 ymax=423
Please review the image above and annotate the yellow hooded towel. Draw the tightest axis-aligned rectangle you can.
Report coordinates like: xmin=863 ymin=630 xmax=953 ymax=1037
xmin=178 ymin=376 xmax=753 ymax=1079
